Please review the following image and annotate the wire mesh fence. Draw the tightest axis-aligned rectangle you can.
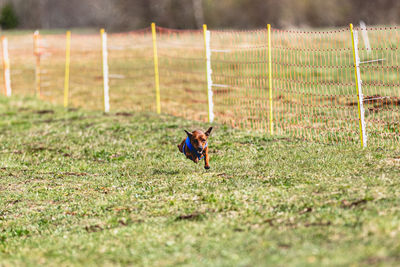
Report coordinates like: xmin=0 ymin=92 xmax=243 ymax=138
xmin=108 ymin=28 xmax=155 ymax=112
xmin=7 ymin=35 xmax=35 ymax=97
xmin=271 ymin=28 xmax=360 ymax=143
xmin=157 ymin=27 xmax=208 ymax=121
xmin=38 ymin=33 xmax=66 ymax=104
xmin=355 ymin=26 xmax=400 ymax=145
xmin=69 ymin=33 xmax=103 ymax=110
xmin=0 ymin=25 xmax=399 ymax=146
xmin=211 ymin=29 xmax=269 ymax=131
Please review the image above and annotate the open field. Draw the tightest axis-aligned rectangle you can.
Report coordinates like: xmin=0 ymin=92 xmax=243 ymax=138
xmin=2 ymin=26 xmax=399 ymax=146
xmin=1 ymin=96 xmax=400 ymax=266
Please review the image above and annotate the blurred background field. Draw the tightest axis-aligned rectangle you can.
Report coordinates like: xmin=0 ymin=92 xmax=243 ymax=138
xmin=1 ymin=0 xmax=400 ymax=30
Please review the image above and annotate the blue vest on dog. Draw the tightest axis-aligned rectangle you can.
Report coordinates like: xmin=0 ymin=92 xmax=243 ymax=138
xmin=182 ymin=137 xmax=207 ymax=160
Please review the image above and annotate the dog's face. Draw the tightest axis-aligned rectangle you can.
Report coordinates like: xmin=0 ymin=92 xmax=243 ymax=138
xmin=185 ymin=127 xmax=213 ymax=154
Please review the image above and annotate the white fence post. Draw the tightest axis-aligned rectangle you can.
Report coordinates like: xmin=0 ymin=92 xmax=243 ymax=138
xmin=34 ymin=30 xmax=41 ymax=97
xmin=351 ymin=26 xmax=367 ymax=147
xmin=101 ymin=29 xmax=110 ymax=113
xmin=203 ymin=25 xmax=214 ymax=123
xmin=2 ymin=37 xmax=11 ymax=96
xmin=359 ymin=21 xmax=371 ymax=54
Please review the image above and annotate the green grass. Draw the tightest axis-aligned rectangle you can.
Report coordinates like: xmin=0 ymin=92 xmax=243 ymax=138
xmin=1 ymin=96 xmax=400 ymax=266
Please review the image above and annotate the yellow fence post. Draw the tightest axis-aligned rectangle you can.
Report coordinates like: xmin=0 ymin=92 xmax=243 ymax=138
xmin=350 ymin=23 xmax=367 ymax=148
xmin=151 ymin=22 xmax=161 ymax=114
xmin=2 ymin=36 xmax=12 ymax=97
xmin=64 ymin=31 xmax=71 ymax=108
xmin=33 ymin=31 xmax=41 ymax=97
xmin=267 ymin=24 xmax=273 ymax=135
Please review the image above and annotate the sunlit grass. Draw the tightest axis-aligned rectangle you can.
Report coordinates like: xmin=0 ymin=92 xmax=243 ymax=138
xmin=0 ymin=96 xmax=400 ymax=265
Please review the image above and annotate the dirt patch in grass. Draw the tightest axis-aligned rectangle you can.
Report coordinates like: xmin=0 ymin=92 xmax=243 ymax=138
xmin=115 ymin=112 xmax=133 ymax=117
xmin=341 ymin=198 xmax=369 ymax=208
xmin=348 ymin=95 xmax=400 ymax=113
xmin=299 ymin=207 xmax=313 ymax=214
xmin=85 ymin=224 xmax=103 ymax=233
xmin=384 ymin=156 xmax=400 ymax=166
xmin=41 ymin=171 xmax=97 ymax=177
xmin=175 ymin=212 xmax=206 ymax=221
xmin=36 ymin=109 xmax=54 ymax=115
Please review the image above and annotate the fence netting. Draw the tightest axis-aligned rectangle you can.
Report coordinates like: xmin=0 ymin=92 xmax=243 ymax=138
xmin=69 ymin=33 xmax=103 ymax=110
xmin=38 ymin=33 xmax=66 ymax=104
xmin=108 ymin=28 xmax=155 ymax=112
xmin=271 ymin=29 xmax=359 ymax=143
xmin=7 ymin=35 xmax=35 ymax=97
xmin=1 ymin=25 xmax=399 ymax=146
xmin=157 ymin=26 xmax=208 ymax=121
xmin=356 ymin=26 xmax=400 ymax=145
xmin=211 ymin=30 xmax=269 ymax=131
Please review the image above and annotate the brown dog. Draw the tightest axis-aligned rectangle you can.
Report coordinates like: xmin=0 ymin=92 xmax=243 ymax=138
xmin=178 ymin=127 xmax=213 ymax=169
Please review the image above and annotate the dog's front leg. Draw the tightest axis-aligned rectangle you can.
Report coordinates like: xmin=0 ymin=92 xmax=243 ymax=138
xmin=204 ymin=147 xmax=210 ymax=169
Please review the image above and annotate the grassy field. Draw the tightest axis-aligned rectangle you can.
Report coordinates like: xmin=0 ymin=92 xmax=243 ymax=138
xmin=1 ymin=95 xmax=400 ymax=266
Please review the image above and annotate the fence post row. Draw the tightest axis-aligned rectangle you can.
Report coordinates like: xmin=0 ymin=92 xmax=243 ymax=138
xmin=2 ymin=37 xmax=11 ymax=97
xmin=64 ymin=31 xmax=71 ymax=108
xmin=151 ymin=22 xmax=161 ymax=114
xmin=33 ymin=30 xmax=41 ymax=97
xmin=101 ymin=28 xmax=110 ymax=113
xmin=1 ymin=24 xmax=386 ymax=147
xmin=203 ymin=24 xmax=215 ymax=123
xmin=350 ymin=24 xmax=367 ymax=148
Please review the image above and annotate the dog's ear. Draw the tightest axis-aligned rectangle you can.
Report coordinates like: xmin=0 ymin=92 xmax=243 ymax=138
xmin=205 ymin=127 xmax=213 ymax=137
xmin=184 ymin=130 xmax=192 ymax=137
